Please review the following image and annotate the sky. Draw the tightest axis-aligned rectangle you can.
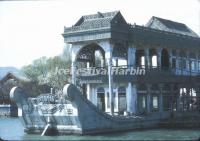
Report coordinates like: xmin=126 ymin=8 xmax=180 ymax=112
xmin=0 ymin=0 xmax=199 ymax=69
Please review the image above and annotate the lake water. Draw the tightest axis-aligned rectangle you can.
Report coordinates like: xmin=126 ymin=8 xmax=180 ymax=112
xmin=0 ymin=118 xmax=200 ymax=140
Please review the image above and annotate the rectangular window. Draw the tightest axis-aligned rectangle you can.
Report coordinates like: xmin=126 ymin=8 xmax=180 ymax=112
xmin=152 ymin=56 xmax=157 ymax=67
xmin=118 ymin=59 xmax=127 ymax=66
xmin=113 ymin=92 xmax=117 ymax=109
xmin=142 ymin=96 xmax=146 ymax=108
xmin=107 ymin=92 xmax=110 ymax=108
xmin=191 ymin=61 xmax=195 ymax=70
xmin=141 ymin=56 xmax=145 ymax=68
xmin=112 ymin=59 xmax=117 ymax=66
xmin=198 ymin=61 xmax=200 ymax=71
xmin=152 ymin=96 xmax=158 ymax=111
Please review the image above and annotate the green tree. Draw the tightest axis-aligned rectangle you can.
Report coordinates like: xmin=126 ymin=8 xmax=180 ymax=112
xmin=21 ymin=56 xmax=48 ymax=82
xmin=21 ymin=47 xmax=71 ymax=92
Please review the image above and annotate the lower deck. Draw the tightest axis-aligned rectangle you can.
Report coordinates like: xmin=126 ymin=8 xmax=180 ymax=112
xmin=84 ymin=83 xmax=200 ymax=116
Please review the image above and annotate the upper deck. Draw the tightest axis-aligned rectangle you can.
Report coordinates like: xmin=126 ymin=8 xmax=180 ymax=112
xmin=62 ymin=11 xmax=200 ymax=87
xmin=63 ymin=11 xmax=200 ymax=49
xmin=77 ymin=65 xmax=200 ymax=84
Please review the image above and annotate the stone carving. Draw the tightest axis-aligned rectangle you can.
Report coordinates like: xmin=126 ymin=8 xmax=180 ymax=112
xmin=38 ymin=104 xmax=57 ymax=114
xmin=36 ymin=94 xmax=57 ymax=104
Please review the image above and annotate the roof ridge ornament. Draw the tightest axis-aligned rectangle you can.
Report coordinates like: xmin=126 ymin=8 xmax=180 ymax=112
xmin=97 ymin=12 xmax=104 ymax=18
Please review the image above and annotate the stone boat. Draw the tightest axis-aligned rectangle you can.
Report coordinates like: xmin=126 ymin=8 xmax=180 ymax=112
xmin=9 ymin=11 xmax=200 ymax=135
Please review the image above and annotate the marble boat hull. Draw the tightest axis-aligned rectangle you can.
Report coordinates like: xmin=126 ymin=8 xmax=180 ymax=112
xmin=9 ymin=84 xmax=197 ymax=135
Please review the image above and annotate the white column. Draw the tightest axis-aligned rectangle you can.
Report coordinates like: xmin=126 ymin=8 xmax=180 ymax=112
xmin=127 ymin=44 xmax=136 ymax=67
xmin=71 ymin=61 xmax=76 ymax=85
xmin=126 ymin=83 xmax=137 ymax=114
xmin=147 ymin=84 xmax=151 ymax=113
xmin=132 ymin=84 xmax=137 ymax=114
xmin=105 ymin=46 xmax=114 ymax=115
xmin=157 ymin=48 xmax=162 ymax=69
xmin=126 ymin=82 xmax=133 ymax=113
xmin=145 ymin=48 xmax=150 ymax=68
xmin=71 ymin=46 xmax=77 ymax=85
xmin=107 ymin=57 xmax=114 ymax=115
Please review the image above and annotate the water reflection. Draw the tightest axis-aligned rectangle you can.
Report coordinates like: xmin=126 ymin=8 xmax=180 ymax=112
xmin=0 ymin=118 xmax=200 ymax=140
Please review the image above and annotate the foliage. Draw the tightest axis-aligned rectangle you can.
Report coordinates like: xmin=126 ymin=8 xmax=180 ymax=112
xmin=21 ymin=47 xmax=71 ymax=92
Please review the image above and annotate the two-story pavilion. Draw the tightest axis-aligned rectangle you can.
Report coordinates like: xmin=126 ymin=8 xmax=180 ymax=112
xmin=62 ymin=11 xmax=200 ymax=116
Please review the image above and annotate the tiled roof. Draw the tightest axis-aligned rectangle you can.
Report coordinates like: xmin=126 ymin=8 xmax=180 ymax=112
xmin=63 ymin=11 xmax=200 ymax=45
xmin=146 ymin=16 xmax=199 ymax=37
xmin=156 ymin=17 xmax=190 ymax=32
xmin=131 ymin=25 xmax=200 ymax=48
xmin=84 ymin=11 xmax=118 ymax=19
xmin=78 ymin=17 xmax=113 ymax=29
xmin=0 ymin=72 xmax=30 ymax=84
xmin=64 ymin=11 xmax=122 ymax=33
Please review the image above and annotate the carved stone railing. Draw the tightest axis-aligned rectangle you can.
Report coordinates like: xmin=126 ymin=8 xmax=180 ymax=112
xmin=76 ymin=65 xmax=200 ymax=84
xmin=64 ymin=24 xmax=110 ymax=33
xmin=76 ymin=65 xmax=200 ymax=77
